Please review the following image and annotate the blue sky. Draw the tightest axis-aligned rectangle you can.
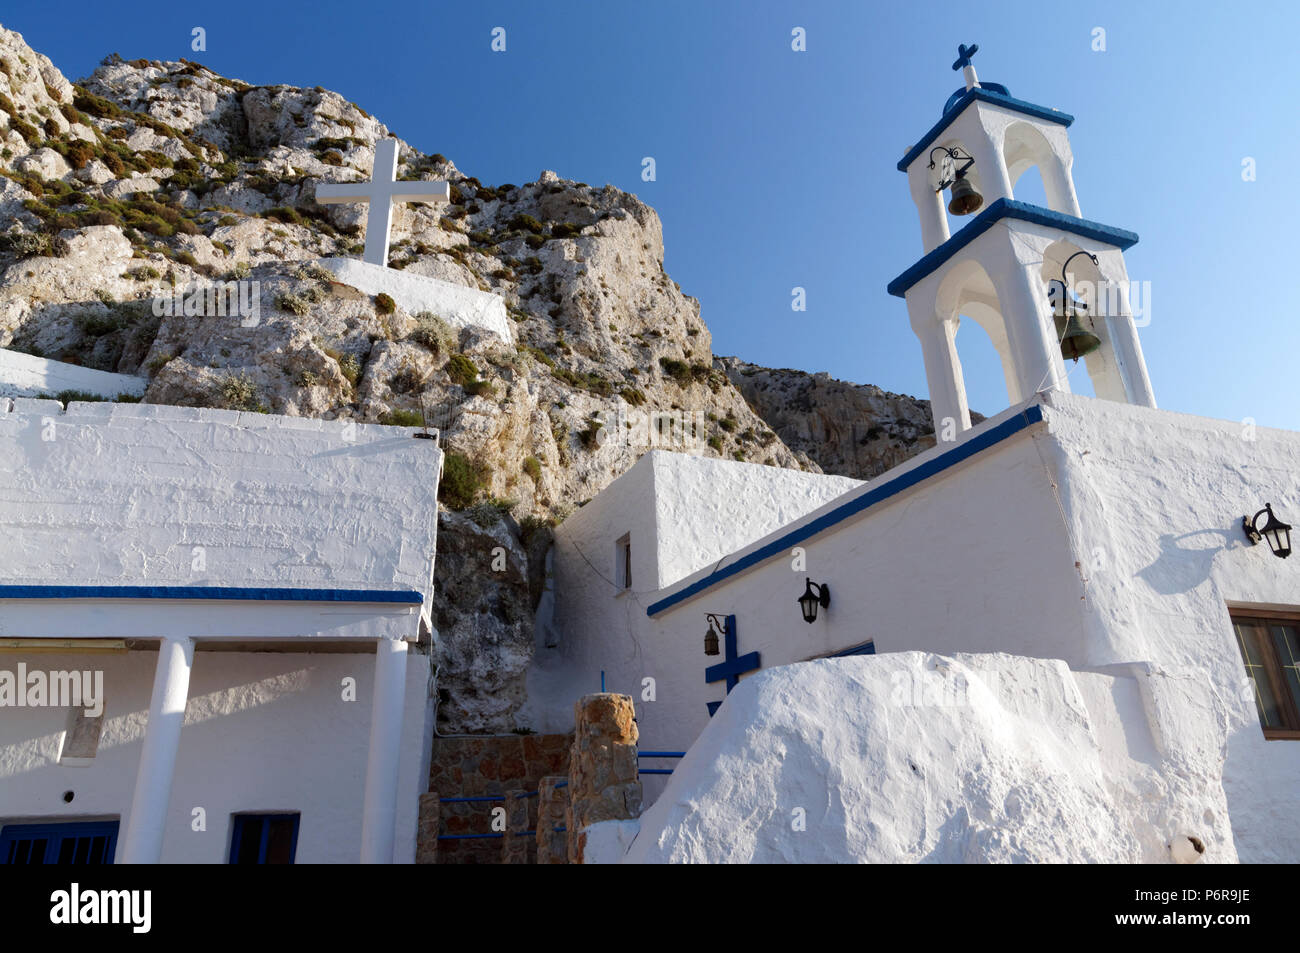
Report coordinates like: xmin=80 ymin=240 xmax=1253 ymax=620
xmin=7 ymin=1 xmax=1297 ymax=428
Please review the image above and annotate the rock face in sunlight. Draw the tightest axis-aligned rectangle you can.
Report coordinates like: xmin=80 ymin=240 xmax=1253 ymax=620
xmin=0 ymin=24 xmax=940 ymax=731
xmin=717 ymin=356 xmax=985 ymax=480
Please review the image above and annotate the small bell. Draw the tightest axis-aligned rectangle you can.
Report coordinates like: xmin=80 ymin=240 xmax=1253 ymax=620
xmin=1055 ymin=311 xmax=1102 ymax=362
xmin=1048 ymin=280 xmax=1102 ymax=363
xmin=947 ymin=175 xmax=983 ymax=215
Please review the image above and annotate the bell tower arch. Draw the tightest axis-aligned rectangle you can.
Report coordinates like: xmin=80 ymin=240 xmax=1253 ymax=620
xmin=890 ymin=44 xmax=1156 ymax=438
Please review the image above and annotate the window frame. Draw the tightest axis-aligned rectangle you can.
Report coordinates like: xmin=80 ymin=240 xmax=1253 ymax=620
xmin=1230 ymin=608 xmax=1300 ymax=740
xmin=614 ymin=533 xmax=632 ymax=592
xmin=228 ymin=812 xmax=301 ymax=864
xmin=799 ymin=640 xmax=876 ymax=663
xmin=831 ymin=641 xmax=877 ymax=658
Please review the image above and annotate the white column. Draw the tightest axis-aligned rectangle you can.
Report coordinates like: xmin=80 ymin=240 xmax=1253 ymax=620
xmin=1077 ymin=272 xmax=1128 ymax=403
xmin=992 ymin=260 xmax=1069 ymax=400
xmin=1081 ymin=330 xmax=1129 ymax=402
xmin=962 ymin=126 xmax=1013 ymax=207
xmin=120 ymin=637 xmax=194 ymax=864
xmin=910 ymin=304 xmax=971 ymax=439
xmin=981 ymin=318 xmax=1023 ymax=404
xmin=1042 ymin=156 xmax=1083 ymax=217
xmin=909 ymin=168 xmax=950 ymax=252
xmin=1107 ymin=282 xmax=1157 ymax=408
xmin=360 ymin=637 xmax=409 ymax=863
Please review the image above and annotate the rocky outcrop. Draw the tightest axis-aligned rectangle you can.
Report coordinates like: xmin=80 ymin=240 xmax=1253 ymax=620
xmin=431 ymin=508 xmax=536 ymax=733
xmin=0 ymin=24 xmax=945 ymax=733
xmin=718 ymin=356 xmax=985 ymax=481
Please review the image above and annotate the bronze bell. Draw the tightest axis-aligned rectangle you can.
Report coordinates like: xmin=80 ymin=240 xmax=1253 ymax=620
xmin=1055 ymin=311 xmax=1102 ymax=362
xmin=948 ymin=175 xmax=983 ymax=215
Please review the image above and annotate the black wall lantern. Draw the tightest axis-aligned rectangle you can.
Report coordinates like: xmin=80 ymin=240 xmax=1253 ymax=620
xmin=1243 ymin=503 xmax=1292 ymax=559
xmin=704 ymin=613 xmax=725 ymax=655
xmin=797 ymin=579 xmax=830 ymax=624
xmin=1046 ymin=250 xmax=1102 ymax=363
xmin=928 ymin=146 xmax=983 ymax=216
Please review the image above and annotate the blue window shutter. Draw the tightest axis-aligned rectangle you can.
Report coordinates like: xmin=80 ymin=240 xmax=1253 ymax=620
xmin=0 ymin=820 xmax=119 ymax=864
xmin=831 ymin=642 xmax=876 ymax=658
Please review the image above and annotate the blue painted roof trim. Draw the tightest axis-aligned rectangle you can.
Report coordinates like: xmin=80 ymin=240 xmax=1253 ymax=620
xmin=942 ymin=83 xmax=1010 ymax=116
xmin=898 ymin=88 xmax=1074 ymax=172
xmin=886 ymin=199 xmax=1139 ymax=299
xmin=646 ymin=403 xmax=1046 ymax=617
xmin=0 ymin=585 xmax=424 ymax=604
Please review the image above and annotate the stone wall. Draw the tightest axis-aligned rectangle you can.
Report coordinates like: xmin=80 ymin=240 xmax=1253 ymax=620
xmin=420 ymin=706 xmax=645 ymax=864
xmin=567 ymin=694 xmax=642 ymax=864
xmin=535 ymin=776 xmax=570 ymax=864
xmin=423 ymin=733 xmax=571 ymax=864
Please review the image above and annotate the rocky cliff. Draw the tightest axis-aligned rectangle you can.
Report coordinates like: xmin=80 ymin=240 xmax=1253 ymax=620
xmin=0 ymin=25 xmax=935 ymax=731
xmin=717 ymin=357 xmax=984 ymax=481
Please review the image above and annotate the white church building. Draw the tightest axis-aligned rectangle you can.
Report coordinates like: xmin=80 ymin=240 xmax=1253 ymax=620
xmin=0 ymin=129 xmax=509 ymax=866
xmin=533 ymin=48 xmax=1300 ymax=863
xmin=2 ymin=43 xmax=1296 ymax=864
xmin=0 ymin=399 xmax=441 ymax=863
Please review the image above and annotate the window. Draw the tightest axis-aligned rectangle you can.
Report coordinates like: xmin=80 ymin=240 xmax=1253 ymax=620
xmin=831 ymin=641 xmax=877 ymax=658
xmin=798 ymin=641 xmax=875 ymax=663
xmin=0 ymin=820 xmax=119 ymax=864
xmin=229 ymin=813 xmax=300 ymax=864
xmin=615 ymin=533 xmax=631 ymax=591
xmin=1231 ymin=610 xmax=1300 ymax=739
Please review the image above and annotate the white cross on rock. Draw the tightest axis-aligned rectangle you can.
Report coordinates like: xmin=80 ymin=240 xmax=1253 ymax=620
xmin=316 ymin=138 xmax=449 ymax=267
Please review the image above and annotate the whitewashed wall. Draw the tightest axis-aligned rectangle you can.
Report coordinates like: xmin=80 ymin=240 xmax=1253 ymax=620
xmin=0 ymin=649 xmax=432 ymax=863
xmin=0 ymin=398 xmax=442 ymax=621
xmin=0 ymin=349 xmax=147 ymax=399
xmin=527 ymin=452 xmax=863 ymax=739
xmin=638 ymin=405 xmax=1082 ymax=769
xmin=545 ymin=394 xmax=1300 ymax=862
xmin=0 ymin=399 xmax=445 ymax=863
xmin=318 ymin=257 xmax=512 ymax=345
xmin=649 ymin=452 xmax=862 ymax=587
xmin=1037 ymin=391 xmax=1300 ymax=864
xmin=523 ymin=454 xmax=660 ymax=729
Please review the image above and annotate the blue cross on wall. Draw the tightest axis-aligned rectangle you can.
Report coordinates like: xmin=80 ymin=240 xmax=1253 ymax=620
xmin=704 ymin=614 xmax=760 ymax=717
xmin=952 ymin=43 xmax=979 ymax=71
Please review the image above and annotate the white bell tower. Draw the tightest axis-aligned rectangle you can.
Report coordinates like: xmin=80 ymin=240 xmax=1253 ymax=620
xmin=889 ymin=43 xmax=1156 ymax=436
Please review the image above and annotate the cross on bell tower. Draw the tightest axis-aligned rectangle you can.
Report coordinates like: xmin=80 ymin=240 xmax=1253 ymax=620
xmin=952 ymin=42 xmax=980 ymax=89
xmin=886 ymin=44 xmax=1156 ymax=437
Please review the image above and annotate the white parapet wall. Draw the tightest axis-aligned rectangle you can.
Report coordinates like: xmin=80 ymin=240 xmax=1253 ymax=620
xmin=625 ymin=652 xmax=1235 ymax=864
xmin=0 ymin=396 xmax=443 ymax=862
xmin=0 ymin=348 xmax=148 ymax=399
xmin=316 ymin=257 xmax=513 ymax=346
xmin=0 ymin=397 xmax=443 ymax=623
